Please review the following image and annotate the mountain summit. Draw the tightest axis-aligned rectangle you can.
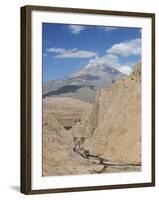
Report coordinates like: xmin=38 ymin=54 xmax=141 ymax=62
xmin=43 ymin=64 xmax=124 ymax=102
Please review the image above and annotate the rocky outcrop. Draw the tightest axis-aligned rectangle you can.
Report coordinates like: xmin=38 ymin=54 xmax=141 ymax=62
xmin=78 ymin=63 xmax=141 ymax=164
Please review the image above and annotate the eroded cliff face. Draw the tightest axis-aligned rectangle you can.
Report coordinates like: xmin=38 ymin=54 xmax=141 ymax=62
xmin=43 ymin=63 xmax=141 ymax=176
xmin=79 ymin=63 xmax=141 ymax=164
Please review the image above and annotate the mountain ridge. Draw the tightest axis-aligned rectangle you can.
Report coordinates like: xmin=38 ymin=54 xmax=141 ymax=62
xmin=43 ymin=64 xmax=125 ymax=102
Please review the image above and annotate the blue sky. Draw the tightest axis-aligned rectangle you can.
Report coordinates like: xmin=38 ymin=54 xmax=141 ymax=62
xmin=42 ymin=23 xmax=141 ymax=82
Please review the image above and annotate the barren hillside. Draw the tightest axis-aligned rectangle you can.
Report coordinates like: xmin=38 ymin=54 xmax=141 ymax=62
xmin=78 ymin=63 xmax=141 ymax=164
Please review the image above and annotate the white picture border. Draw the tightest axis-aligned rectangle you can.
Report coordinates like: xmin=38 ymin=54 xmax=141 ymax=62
xmin=31 ymin=10 xmax=152 ymax=190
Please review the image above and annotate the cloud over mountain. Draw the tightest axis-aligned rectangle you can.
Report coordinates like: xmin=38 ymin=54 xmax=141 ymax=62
xmin=45 ymin=38 xmax=141 ymax=76
xmin=85 ymin=38 xmax=141 ymax=75
xmin=88 ymin=54 xmax=118 ymax=66
xmin=88 ymin=54 xmax=133 ymax=75
xmin=118 ymin=66 xmax=133 ymax=75
xmin=107 ymin=38 xmax=141 ymax=57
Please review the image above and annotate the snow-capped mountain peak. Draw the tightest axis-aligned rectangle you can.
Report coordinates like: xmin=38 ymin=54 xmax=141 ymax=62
xmin=43 ymin=63 xmax=125 ymax=102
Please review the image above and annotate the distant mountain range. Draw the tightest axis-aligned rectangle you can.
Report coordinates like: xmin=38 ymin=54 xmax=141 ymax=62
xmin=43 ymin=64 xmax=125 ymax=102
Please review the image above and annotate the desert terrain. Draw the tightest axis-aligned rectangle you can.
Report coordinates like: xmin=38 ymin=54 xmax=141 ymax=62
xmin=42 ymin=63 xmax=141 ymax=176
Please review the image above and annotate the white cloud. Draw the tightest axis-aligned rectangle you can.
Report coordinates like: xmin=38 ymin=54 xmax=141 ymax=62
xmin=89 ymin=54 xmax=119 ymax=66
xmin=47 ymin=48 xmax=66 ymax=54
xmin=117 ymin=66 xmax=133 ymax=75
xmin=68 ymin=25 xmax=118 ymax=34
xmin=46 ymin=38 xmax=141 ymax=76
xmin=87 ymin=53 xmax=136 ymax=75
xmin=47 ymin=47 xmax=97 ymax=58
xmin=99 ymin=26 xmax=118 ymax=32
xmin=107 ymin=38 xmax=141 ymax=57
xmin=68 ymin=25 xmax=86 ymax=34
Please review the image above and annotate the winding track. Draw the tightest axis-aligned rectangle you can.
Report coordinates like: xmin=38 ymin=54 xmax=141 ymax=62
xmin=73 ymin=137 xmax=141 ymax=172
